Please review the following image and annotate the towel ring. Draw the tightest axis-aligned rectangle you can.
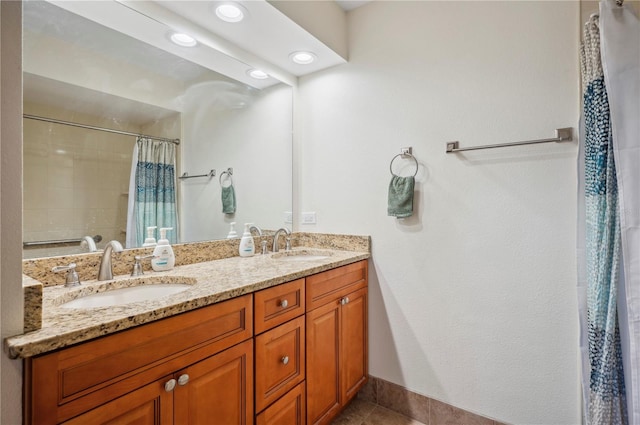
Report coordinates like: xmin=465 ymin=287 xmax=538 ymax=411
xmin=389 ymin=153 xmax=418 ymax=177
xmin=219 ymin=168 xmax=233 ymax=187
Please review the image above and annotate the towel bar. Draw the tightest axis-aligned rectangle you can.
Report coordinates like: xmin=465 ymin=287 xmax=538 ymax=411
xmin=23 ymin=234 xmax=102 ymax=248
xmin=179 ymin=169 xmax=216 ymax=180
xmin=445 ymin=128 xmax=573 ymax=153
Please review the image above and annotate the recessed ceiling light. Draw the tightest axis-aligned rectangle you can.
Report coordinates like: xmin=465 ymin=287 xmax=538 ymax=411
xmin=290 ymin=51 xmax=317 ymax=65
xmin=170 ymin=32 xmax=197 ymax=47
xmin=215 ymin=2 xmax=247 ymax=23
xmin=247 ymin=69 xmax=269 ymax=80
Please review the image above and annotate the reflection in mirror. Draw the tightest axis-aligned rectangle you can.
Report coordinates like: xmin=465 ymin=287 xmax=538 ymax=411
xmin=22 ymin=0 xmax=293 ymax=259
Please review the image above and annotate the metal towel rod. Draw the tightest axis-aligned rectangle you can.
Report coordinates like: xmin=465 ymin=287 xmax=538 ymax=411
xmin=23 ymin=234 xmax=102 ymax=248
xmin=179 ymin=169 xmax=216 ymax=180
xmin=445 ymin=128 xmax=573 ymax=153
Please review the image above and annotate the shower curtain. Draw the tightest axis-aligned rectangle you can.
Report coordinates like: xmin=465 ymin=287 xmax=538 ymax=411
xmin=579 ymin=2 xmax=640 ymax=424
xmin=126 ymin=137 xmax=178 ymax=247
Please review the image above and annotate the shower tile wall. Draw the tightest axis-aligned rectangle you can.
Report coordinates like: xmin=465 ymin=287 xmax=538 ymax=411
xmin=23 ymin=103 xmax=136 ymax=258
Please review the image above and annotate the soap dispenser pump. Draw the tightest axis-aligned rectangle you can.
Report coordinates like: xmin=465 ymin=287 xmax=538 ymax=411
xmin=239 ymin=223 xmax=255 ymax=257
xmin=151 ymin=227 xmax=175 ymax=271
xmin=142 ymin=226 xmax=157 ymax=247
xmin=227 ymin=222 xmax=238 ymax=239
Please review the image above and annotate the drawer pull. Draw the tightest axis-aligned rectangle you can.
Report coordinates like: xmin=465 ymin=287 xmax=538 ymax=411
xmin=281 ymin=356 xmax=289 ymax=365
xmin=280 ymin=299 xmax=288 ymax=308
xmin=340 ymin=297 xmax=350 ymax=305
xmin=178 ymin=374 xmax=190 ymax=386
xmin=164 ymin=379 xmax=177 ymax=392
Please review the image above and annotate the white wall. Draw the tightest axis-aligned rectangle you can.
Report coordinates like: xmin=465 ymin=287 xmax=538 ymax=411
xmin=1 ymin=2 xmax=24 ymax=424
xmin=181 ymin=82 xmax=292 ymax=241
xmin=23 ymin=28 xmax=186 ymax=113
xmin=22 ymin=102 xmax=138 ymax=257
xmin=296 ymin=2 xmax=580 ymax=424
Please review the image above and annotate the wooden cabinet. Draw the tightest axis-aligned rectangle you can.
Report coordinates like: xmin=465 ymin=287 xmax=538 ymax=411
xmin=62 ymin=341 xmax=254 ymax=425
xmin=25 ymin=295 xmax=253 ymax=425
xmin=254 ymin=278 xmax=305 ymax=335
xmin=254 ymin=279 xmax=306 ymax=424
xmin=62 ymin=378 xmax=173 ymax=425
xmin=25 ymin=259 xmax=368 ymax=425
xmin=255 ymin=316 xmax=305 ymax=412
xmin=174 ymin=339 xmax=253 ymax=424
xmin=256 ymin=382 xmax=306 ymax=425
xmin=306 ymin=260 xmax=368 ymax=425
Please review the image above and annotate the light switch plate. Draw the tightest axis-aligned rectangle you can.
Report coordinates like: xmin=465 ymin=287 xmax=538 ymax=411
xmin=302 ymin=212 xmax=316 ymax=224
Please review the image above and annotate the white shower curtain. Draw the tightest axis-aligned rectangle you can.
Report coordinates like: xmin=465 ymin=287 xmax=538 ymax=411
xmin=601 ymin=2 xmax=640 ymax=423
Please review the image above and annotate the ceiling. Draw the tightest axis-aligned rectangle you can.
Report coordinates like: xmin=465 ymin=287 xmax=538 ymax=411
xmin=23 ymin=0 xmax=351 ymax=124
xmin=42 ymin=0 xmax=347 ymax=88
xmin=335 ymin=1 xmax=372 ymax=11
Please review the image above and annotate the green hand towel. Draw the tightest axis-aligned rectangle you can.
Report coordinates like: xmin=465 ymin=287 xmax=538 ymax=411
xmin=222 ymin=185 xmax=236 ymax=214
xmin=388 ymin=175 xmax=414 ymax=218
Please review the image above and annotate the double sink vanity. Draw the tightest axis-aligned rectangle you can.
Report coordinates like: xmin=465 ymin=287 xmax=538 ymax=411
xmin=5 ymin=233 xmax=370 ymax=425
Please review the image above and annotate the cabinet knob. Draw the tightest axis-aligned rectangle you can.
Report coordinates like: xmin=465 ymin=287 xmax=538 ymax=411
xmin=280 ymin=299 xmax=288 ymax=308
xmin=178 ymin=374 xmax=190 ymax=386
xmin=341 ymin=297 xmax=350 ymax=305
xmin=164 ymin=379 xmax=177 ymax=392
xmin=281 ymin=356 xmax=289 ymax=365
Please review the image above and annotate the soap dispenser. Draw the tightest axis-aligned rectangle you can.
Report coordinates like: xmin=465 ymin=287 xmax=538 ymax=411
xmin=151 ymin=227 xmax=175 ymax=271
xmin=227 ymin=222 xmax=238 ymax=239
xmin=239 ymin=223 xmax=255 ymax=257
xmin=142 ymin=226 xmax=157 ymax=247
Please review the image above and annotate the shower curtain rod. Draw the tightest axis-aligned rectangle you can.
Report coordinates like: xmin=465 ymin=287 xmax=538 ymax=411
xmin=23 ymin=114 xmax=180 ymax=145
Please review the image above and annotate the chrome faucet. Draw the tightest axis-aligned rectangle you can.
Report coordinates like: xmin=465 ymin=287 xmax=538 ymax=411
xmin=249 ymin=225 xmax=262 ymax=236
xmin=98 ymin=240 xmax=124 ymax=281
xmin=272 ymin=228 xmax=291 ymax=253
xmin=52 ymin=263 xmax=81 ymax=287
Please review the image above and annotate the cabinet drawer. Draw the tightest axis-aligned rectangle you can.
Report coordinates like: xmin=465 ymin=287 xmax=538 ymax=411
xmin=26 ymin=295 xmax=253 ymax=425
xmin=255 ymin=279 xmax=304 ymax=334
xmin=255 ymin=316 xmax=305 ymax=413
xmin=306 ymin=260 xmax=367 ymax=311
xmin=256 ymin=382 xmax=305 ymax=425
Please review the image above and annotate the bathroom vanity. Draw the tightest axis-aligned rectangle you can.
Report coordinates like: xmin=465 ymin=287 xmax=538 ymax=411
xmin=8 ymin=237 xmax=369 ymax=425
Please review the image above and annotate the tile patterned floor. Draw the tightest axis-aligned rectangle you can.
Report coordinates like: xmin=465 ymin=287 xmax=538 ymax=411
xmin=332 ymin=399 xmax=427 ymax=425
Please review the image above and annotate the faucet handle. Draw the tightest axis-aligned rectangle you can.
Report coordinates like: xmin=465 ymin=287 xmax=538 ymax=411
xmin=131 ymin=254 xmax=155 ymax=277
xmin=52 ymin=263 xmax=81 ymax=287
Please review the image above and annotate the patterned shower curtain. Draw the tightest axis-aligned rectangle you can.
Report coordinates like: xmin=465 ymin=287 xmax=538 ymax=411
xmin=579 ymin=13 xmax=627 ymax=425
xmin=127 ymin=137 xmax=178 ymax=246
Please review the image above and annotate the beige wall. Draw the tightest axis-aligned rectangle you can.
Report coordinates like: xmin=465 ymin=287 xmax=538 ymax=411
xmin=1 ymin=2 xmax=24 ymax=424
xmin=297 ymin=2 xmax=580 ymax=423
xmin=22 ymin=103 xmax=136 ymax=257
xmin=22 ymin=103 xmax=183 ymax=257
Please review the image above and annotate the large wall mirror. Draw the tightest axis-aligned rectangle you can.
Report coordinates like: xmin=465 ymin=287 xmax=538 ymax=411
xmin=22 ymin=0 xmax=293 ymax=259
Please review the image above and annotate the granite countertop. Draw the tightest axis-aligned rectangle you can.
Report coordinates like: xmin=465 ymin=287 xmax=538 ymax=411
xmin=4 ymin=248 xmax=369 ymax=359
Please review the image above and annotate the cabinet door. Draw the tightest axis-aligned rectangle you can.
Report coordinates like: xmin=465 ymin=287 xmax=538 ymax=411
xmin=306 ymin=301 xmax=341 ymax=425
xmin=62 ymin=378 xmax=173 ymax=425
xmin=340 ymin=287 xmax=368 ymax=403
xmin=255 ymin=316 xmax=305 ymax=412
xmin=256 ymin=382 xmax=306 ymax=425
xmin=255 ymin=279 xmax=305 ymax=334
xmin=174 ymin=339 xmax=254 ymax=425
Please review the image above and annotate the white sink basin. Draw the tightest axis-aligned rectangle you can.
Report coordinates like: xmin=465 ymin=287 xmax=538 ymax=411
xmin=270 ymin=250 xmax=333 ymax=262
xmin=61 ymin=284 xmax=191 ymax=309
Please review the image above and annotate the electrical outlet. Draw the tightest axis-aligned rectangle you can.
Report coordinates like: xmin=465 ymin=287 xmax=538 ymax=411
xmin=302 ymin=212 xmax=316 ymax=224
xmin=284 ymin=211 xmax=293 ymax=224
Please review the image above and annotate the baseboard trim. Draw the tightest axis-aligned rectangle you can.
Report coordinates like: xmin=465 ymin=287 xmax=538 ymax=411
xmin=357 ymin=375 xmax=508 ymax=425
